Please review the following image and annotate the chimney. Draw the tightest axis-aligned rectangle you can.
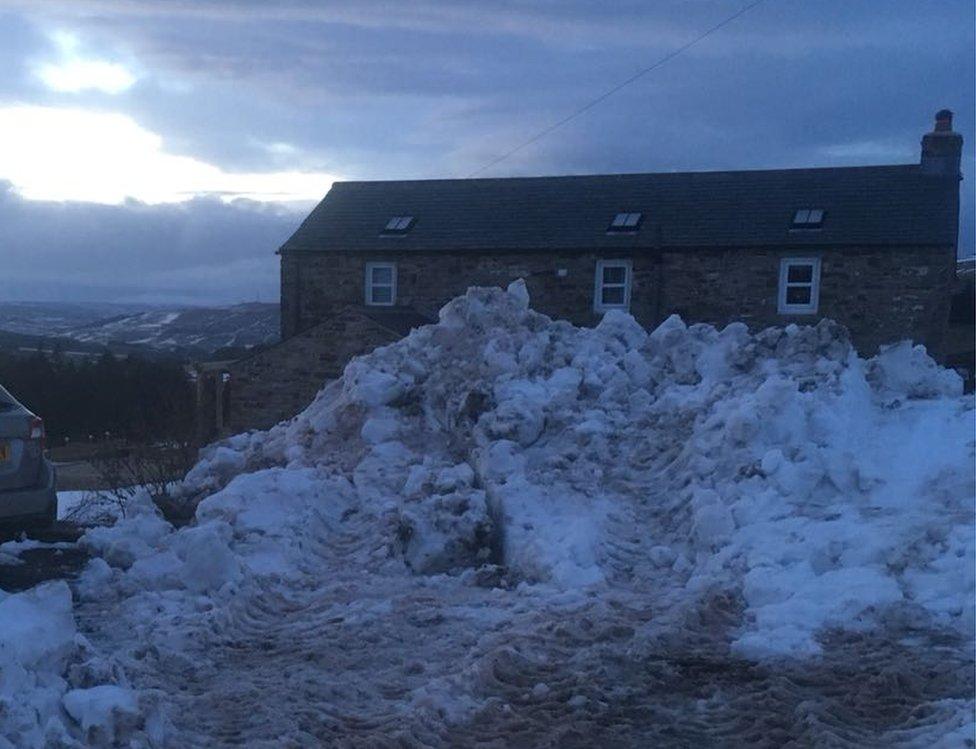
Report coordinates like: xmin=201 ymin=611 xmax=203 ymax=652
xmin=920 ymin=109 xmax=963 ymax=177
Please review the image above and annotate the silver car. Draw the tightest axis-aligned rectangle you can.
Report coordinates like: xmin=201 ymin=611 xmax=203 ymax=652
xmin=0 ymin=385 xmax=57 ymax=526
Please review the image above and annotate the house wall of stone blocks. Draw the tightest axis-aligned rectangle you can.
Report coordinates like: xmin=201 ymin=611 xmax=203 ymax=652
xmin=198 ymin=309 xmax=401 ymax=439
xmin=281 ymin=245 xmax=956 ymax=360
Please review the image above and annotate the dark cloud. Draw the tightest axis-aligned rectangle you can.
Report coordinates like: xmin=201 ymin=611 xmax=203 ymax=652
xmin=14 ymin=0 xmax=973 ymax=176
xmin=0 ymin=182 xmax=301 ymax=303
xmin=0 ymin=0 xmax=972 ymax=305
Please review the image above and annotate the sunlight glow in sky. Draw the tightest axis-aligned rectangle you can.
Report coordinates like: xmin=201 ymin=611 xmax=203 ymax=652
xmin=0 ymin=105 xmax=337 ymax=204
xmin=38 ymin=58 xmax=137 ymax=94
xmin=35 ymin=30 xmax=138 ymax=94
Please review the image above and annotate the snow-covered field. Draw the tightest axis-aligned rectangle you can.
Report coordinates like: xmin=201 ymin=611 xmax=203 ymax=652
xmin=2 ymin=283 xmax=974 ymax=746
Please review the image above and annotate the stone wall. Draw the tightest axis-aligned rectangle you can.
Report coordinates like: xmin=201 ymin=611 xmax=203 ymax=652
xmin=207 ymin=309 xmax=402 ymax=436
xmin=281 ymin=245 xmax=955 ymax=358
xmin=658 ymin=246 xmax=955 ymax=358
xmin=213 ymin=244 xmax=954 ymax=435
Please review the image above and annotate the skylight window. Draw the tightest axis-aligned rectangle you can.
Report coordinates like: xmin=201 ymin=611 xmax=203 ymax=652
xmin=792 ymin=208 xmax=825 ymax=228
xmin=608 ymin=212 xmax=642 ymax=232
xmin=382 ymin=216 xmax=414 ymax=234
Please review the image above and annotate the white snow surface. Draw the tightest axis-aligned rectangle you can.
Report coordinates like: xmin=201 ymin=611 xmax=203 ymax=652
xmin=0 ymin=581 xmax=139 ymax=748
xmin=62 ymin=685 xmax=139 ymax=738
xmin=0 ymin=582 xmax=76 ymax=747
xmin=22 ymin=282 xmax=975 ymax=744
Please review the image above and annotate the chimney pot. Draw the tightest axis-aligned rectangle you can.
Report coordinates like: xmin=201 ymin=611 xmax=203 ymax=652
xmin=935 ymin=109 xmax=954 ymax=132
xmin=920 ymin=108 xmax=963 ymax=177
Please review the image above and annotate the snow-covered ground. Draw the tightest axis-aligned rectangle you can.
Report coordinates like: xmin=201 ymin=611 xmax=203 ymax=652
xmin=2 ymin=282 xmax=974 ymax=746
xmin=57 ymin=490 xmax=99 ymax=522
xmin=58 ymin=485 xmax=167 ymax=524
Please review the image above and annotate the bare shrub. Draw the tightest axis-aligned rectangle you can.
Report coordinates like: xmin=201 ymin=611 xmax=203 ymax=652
xmin=88 ymin=441 xmax=198 ymax=526
xmin=90 ymin=376 xmax=197 ymax=525
xmin=61 ymin=489 xmax=127 ymax=526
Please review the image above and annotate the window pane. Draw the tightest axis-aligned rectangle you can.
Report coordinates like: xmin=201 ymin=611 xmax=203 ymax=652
xmin=602 ymin=286 xmax=625 ymax=305
xmin=624 ymin=212 xmax=641 ymax=227
xmin=385 ymin=217 xmax=402 ymax=230
xmin=602 ymin=266 xmax=626 ymax=284
xmin=396 ymin=216 xmax=413 ymax=230
xmin=793 ymin=209 xmax=810 ymax=224
xmin=787 ymin=264 xmax=813 ymax=283
xmin=371 ymin=266 xmax=393 ymax=284
xmin=611 ymin=213 xmax=627 ymax=227
xmin=786 ymin=286 xmax=811 ymax=305
xmin=371 ymin=286 xmax=393 ymax=304
xmin=807 ymin=209 xmax=823 ymax=224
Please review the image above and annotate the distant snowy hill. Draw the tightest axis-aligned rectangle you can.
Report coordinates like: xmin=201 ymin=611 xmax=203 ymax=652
xmin=0 ymin=301 xmax=279 ymax=357
xmin=0 ymin=301 xmax=150 ymax=337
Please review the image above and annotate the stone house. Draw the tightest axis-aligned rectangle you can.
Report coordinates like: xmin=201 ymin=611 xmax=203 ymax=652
xmin=199 ymin=110 xmax=964 ymax=438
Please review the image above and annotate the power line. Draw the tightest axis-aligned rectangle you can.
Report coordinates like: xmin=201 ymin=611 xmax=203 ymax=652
xmin=465 ymin=0 xmax=768 ymax=178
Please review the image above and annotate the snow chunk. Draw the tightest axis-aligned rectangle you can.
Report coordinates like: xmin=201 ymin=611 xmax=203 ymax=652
xmin=63 ymin=685 xmax=139 ymax=738
xmin=868 ymin=340 xmax=963 ymax=399
xmin=506 ymin=278 xmax=530 ymax=309
xmin=0 ymin=581 xmax=74 ymax=671
xmin=0 ymin=582 xmax=77 ymax=747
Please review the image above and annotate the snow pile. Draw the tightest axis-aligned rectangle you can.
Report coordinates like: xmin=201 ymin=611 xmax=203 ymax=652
xmin=67 ymin=281 xmax=973 ymax=742
xmin=82 ymin=499 xmax=242 ymax=595
xmin=94 ymin=281 xmax=973 ymax=659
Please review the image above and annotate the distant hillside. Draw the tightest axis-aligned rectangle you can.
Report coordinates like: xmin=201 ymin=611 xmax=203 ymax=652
xmin=0 ymin=302 xmax=279 ymax=358
xmin=0 ymin=301 xmax=151 ymax=337
xmin=0 ymin=328 xmax=150 ymax=359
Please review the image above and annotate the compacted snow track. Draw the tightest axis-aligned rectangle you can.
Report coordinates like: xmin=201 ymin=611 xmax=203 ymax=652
xmin=75 ymin=560 xmax=972 ymax=747
xmin=76 ymin=451 xmax=972 ymax=747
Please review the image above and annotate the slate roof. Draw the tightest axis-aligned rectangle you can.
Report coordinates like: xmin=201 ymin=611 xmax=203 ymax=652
xmin=279 ymin=164 xmax=959 ymax=254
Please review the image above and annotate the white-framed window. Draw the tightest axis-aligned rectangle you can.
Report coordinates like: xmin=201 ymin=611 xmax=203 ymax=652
xmin=594 ymin=259 xmax=632 ymax=312
xmin=365 ymin=262 xmax=397 ymax=306
xmin=778 ymin=257 xmax=821 ymax=315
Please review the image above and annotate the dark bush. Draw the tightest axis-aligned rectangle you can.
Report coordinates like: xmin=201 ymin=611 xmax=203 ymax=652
xmin=0 ymin=349 xmax=195 ymax=444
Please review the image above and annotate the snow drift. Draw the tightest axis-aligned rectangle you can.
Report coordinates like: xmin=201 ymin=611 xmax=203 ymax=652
xmin=69 ymin=281 xmax=974 ymax=743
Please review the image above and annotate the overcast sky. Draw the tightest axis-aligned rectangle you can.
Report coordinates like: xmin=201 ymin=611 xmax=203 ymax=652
xmin=1 ymin=0 xmax=973 ymax=305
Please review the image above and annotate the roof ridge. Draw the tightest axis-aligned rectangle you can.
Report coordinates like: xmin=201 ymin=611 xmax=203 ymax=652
xmin=332 ymin=163 xmax=920 ymax=187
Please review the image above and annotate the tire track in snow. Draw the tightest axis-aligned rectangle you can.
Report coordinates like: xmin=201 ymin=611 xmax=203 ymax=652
xmin=75 ymin=503 xmax=972 ymax=748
